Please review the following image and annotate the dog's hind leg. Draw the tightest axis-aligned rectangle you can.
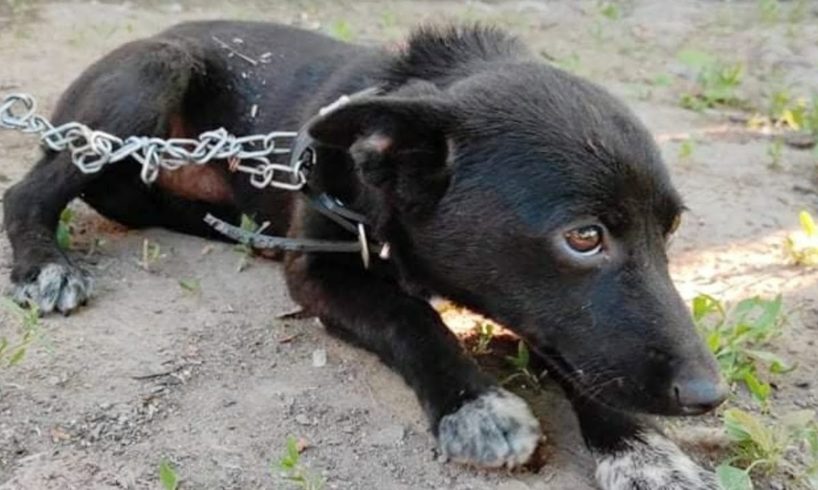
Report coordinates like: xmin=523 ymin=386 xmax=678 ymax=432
xmin=285 ymin=253 xmax=542 ymax=468
xmin=2 ymin=38 xmax=221 ymax=314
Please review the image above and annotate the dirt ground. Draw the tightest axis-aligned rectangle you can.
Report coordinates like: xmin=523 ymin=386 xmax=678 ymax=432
xmin=1 ymin=1 xmax=817 ymax=489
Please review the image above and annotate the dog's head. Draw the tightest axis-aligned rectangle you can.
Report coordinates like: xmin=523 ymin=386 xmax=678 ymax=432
xmin=309 ymin=57 xmax=726 ymax=416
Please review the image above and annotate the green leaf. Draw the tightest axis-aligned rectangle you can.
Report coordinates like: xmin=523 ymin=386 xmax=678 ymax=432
xmin=239 ymin=213 xmax=258 ymax=232
xmin=716 ymin=463 xmax=753 ymax=490
xmin=801 ymin=210 xmax=818 ymax=237
xmin=8 ymin=347 xmax=26 ymax=366
xmin=744 ymin=349 xmax=795 ymax=374
xmin=178 ymin=279 xmax=200 ymax=293
xmin=158 ymin=459 xmax=178 ymax=490
xmin=743 ymin=371 xmax=771 ymax=402
xmin=517 ymin=341 xmax=529 ymax=368
xmin=724 ymin=408 xmax=771 ymax=448
xmin=693 ymin=294 xmax=724 ymax=323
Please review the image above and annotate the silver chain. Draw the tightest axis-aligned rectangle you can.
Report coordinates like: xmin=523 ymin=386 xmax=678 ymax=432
xmin=0 ymin=93 xmax=312 ymax=191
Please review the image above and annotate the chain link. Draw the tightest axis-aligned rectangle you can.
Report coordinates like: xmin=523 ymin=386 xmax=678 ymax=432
xmin=0 ymin=93 xmax=313 ymax=191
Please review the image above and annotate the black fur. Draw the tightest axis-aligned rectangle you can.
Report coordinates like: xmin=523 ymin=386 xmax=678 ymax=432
xmin=2 ymin=22 xmax=726 ymax=487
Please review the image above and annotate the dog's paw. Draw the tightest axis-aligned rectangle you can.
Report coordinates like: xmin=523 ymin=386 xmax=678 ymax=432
xmin=595 ymin=432 xmax=718 ymax=490
xmin=437 ymin=387 xmax=541 ymax=468
xmin=9 ymin=263 xmax=93 ymax=315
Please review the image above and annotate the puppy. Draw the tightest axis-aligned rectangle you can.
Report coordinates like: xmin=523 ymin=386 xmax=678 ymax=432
xmin=2 ymin=22 xmax=727 ymax=489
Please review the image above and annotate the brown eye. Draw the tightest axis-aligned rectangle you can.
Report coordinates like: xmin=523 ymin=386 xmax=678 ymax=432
xmin=668 ymin=214 xmax=682 ymax=237
xmin=565 ymin=225 xmax=604 ymax=254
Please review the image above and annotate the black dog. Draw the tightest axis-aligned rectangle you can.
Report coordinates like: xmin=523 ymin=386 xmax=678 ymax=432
xmin=3 ymin=22 xmax=727 ymax=489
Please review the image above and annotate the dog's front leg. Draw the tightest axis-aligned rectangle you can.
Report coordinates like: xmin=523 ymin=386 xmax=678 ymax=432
xmin=285 ymin=253 xmax=541 ymax=468
xmin=569 ymin=397 xmax=718 ymax=490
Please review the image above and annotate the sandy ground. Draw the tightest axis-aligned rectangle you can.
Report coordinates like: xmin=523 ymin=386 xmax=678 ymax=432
xmin=0 ymin=1 xmax=817 ymax=489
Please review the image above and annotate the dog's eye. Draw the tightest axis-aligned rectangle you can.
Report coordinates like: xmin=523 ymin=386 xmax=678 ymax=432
xmin=668 ymin=214 xmax=682 ymax=237
xmin=565 ymin=225 xmax=603 ymax=254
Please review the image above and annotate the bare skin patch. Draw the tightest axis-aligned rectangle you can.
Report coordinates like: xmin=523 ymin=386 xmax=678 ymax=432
xmin=155 ymin=114 xmax=234 ymax=204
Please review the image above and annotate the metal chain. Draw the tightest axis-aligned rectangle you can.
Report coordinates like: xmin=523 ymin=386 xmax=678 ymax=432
xmin=0 ymin=93 xmax=313 ymax=191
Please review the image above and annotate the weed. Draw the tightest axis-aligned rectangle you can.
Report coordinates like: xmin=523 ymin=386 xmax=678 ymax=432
xmin=678 ymin=138 xmax=696 ymax=160
xmin=693 ymin=294 xmax=791 ymax=405
xmin=677 ymin=50 xmax=745 ymax=111
xmin=502 ymin=340 xmax=540 ymax=389
xmin=275 ymin=436 xmax=325 ymax=490
xmin=158 ymin=459 xmax=179 ymax=490
xmin=769 ymin=91 xmax=818 ymax=135
xmin=56 ymin=208 xmax=74 ymax=251
xmin=327 ymin=19 xmax=354 ymax=42
xmin=471 ymin=322 xmax=494 ymax=355
xmin=786 ymin=211 xmax=818 ymax=266
xmin=140 ymin=239 xmax=163 ymax=272
xmin=597 ymin=1 xmax=621 ymax=20
xmin=717 ymin=408 xmax=818 ymax=489
xmin=178 ymin=278 xmax=201 ymax=295
xmin=758 ymin=0 xmax=781 ymax=23
xmin=767 ymin=139 xmax=784 ymax=170
xmin=0 ymin=299 xmax=40 ymax=367
xmin=235 ymin=214 xmax=269 ymax=272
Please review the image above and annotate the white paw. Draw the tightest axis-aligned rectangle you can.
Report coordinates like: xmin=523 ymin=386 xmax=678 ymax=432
xmin=10 ymin=263 xmax=93 ymax=315
xmin=595 ymin=432 xmax=718 ymax=490
xmin=438 ymin=387 xmax=541 ymax=468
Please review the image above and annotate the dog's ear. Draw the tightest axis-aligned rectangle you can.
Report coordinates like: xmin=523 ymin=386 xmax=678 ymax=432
xmin=308 ymin=95 xmax=455 ymax=218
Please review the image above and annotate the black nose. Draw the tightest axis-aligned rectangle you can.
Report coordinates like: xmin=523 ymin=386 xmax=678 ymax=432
xmin=672 ymin=377 xmax=728 ymax=414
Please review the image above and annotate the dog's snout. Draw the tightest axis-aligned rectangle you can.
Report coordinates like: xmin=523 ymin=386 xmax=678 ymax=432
xmin=671 ymin=376 xmax=728 ymax=414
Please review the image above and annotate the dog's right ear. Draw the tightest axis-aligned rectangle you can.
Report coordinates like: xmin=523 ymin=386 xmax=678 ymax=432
xmin=308 ymin=94 xmax=456 ymax=217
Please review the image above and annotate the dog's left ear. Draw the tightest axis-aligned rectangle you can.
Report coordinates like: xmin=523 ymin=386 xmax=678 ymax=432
xmin=308 ymin=94 xmax=455 ymax=217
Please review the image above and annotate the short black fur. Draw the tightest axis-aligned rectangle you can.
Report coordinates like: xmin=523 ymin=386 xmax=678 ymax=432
xmin=3 ymin=22 xmax=726 ymax=488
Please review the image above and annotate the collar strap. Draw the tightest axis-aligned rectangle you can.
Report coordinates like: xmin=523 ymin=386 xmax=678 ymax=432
xmin=206 ymin=87 xmax=388 ymax=268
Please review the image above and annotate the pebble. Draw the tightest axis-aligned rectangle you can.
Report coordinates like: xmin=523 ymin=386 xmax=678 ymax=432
xmin=312 ymin=349 xmax=327 ymax=368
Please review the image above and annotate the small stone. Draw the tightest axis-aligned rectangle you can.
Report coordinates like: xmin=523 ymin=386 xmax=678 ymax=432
xmin=295 ymin=414 xmax=313 ymax=426
xmin=312 ymin=349 xmax=327 ymax=368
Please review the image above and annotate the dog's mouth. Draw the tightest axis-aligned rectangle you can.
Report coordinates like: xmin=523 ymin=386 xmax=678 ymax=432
xmin=527 ymin=343 xmax=675 ymax=415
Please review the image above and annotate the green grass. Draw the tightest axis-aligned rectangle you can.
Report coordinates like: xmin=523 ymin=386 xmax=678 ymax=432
xmin=327 ymin=19 xmax=355 ymax=42
xmin=159 ymin=459 xmax=179 ymax=490
xmin=139 ymin=239 xmax=163 ymax=272
xmin=275 ymin=437 xmax=325 ymax=490
xmin=677 ymin=49 xmax=746 ymax=111
xmin=0 ymin=299 xmax=41 ymax=367
xmin=56 ymin=208 xmax=74 ymax=251
xmin=718 ymin=408 xmax=818 ymax=489
xmin=693 ymin=294 xmax=791 ymax=405
xmin=234 ymin=214 xmax=267 ymax=272
xmin=757 ymin=0 xmax=782 ymax=23
xmin=768 ymin=91 xmax=818 ymax=135
xmin=470 ymin=322 xmax=494 ymax=355
xmin=678 ymin=138 xmax=696 ymax=160
xmin=502 ymin=340 xmax=540 ymax=389
xmin=767 ymin=139 xmax=784 ymax=170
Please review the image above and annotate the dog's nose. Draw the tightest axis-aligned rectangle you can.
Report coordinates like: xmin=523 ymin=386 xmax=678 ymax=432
xmin=672 ymin=377 xmax=728 ymax=414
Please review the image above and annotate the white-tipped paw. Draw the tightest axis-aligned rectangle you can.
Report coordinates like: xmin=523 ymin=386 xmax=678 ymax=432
xmin=438 ymin=388 xmax=541 ymax=468
xmin=10 ymin=263 xmax=93 ymax=315
xmin=595 ymin=432 xmax=718 ymax=490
